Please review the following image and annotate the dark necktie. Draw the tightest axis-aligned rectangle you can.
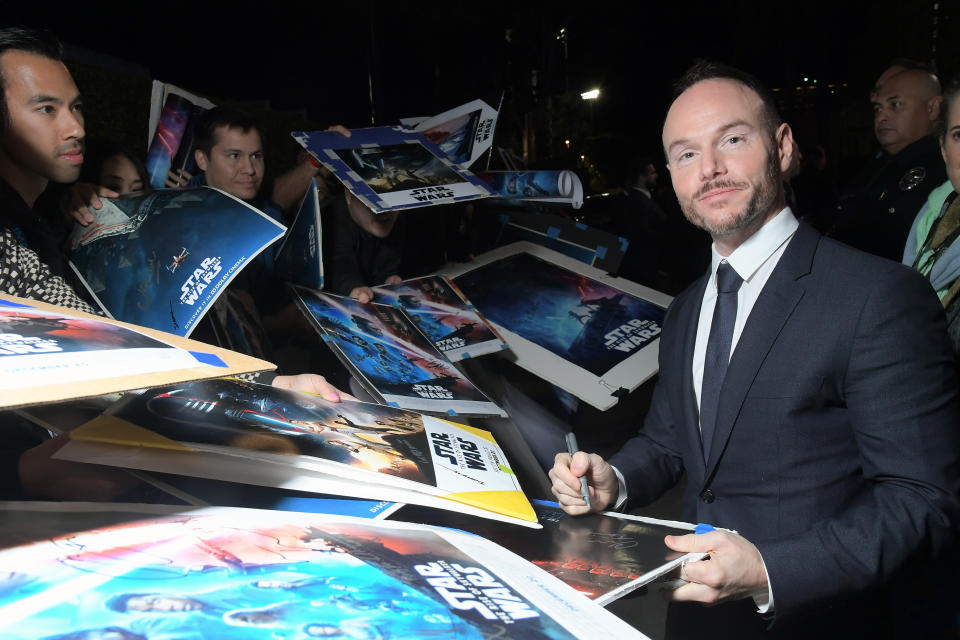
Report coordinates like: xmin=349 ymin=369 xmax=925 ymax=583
xmin=700 ymin=261 xmax=743 ymax=460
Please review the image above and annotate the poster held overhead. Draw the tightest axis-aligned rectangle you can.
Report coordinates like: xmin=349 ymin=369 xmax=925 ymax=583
xmin=145 ymin=81 xmax=215 ymax=189
xmin=292 ymin=127 xmax=494 ymax=214
xmin=411 ymin=98 xmax=499 ymax=168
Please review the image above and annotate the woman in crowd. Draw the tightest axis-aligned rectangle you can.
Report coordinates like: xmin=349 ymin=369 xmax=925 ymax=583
xmin=903 ymin=77 xmax=960 ymax=359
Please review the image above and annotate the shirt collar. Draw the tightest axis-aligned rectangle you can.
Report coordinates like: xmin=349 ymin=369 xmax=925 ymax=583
xmin=710 ymin=207 xmax=799 ymax=283
xmin=631 ymin=186 xmax=651 ymax=198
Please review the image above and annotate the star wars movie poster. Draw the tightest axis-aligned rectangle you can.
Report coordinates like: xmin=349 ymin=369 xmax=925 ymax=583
xmin=291 ymin=127 xmax=494 ymax=214
xmin=68 ymin=187 xmax=286 ymax=337
xmin=292 ymin=287 xmax=506 ymax=416
xmin=0 ymin=506 xmax=646 ymax=639
xmin=373 ymin=275 xmax=507 ymax=360
xmin=392 ymin=500 xmax=702 ymax=606
xmin=82 ymin=378 xmax=526 ymax=517
xmin=274 ymin=179 xmax=324 ymax=290
xmin=0 ymin=305 xmax=200 ymax=389
xmin=454 ymin=253 xmax=666 ymax=377
xmin=480 ymin=170 xmax=584 ymax=208
xmin=412 ymin=98 xmax=499 ymax=168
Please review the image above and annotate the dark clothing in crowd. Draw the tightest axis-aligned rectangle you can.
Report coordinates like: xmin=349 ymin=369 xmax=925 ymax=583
xmin=830 ymin=135 xmax=947 ymax=260
xmin=617 ymin=187 xmax=670 ymax=290
xmin=323 ymin=194 xmax=402 ymax=295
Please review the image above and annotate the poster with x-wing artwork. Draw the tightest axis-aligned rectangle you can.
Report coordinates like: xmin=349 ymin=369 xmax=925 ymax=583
xmin=291 ymin=127 xmax=494 ymax=214
xmin=445 ymin=243 xmax=672 ymax=411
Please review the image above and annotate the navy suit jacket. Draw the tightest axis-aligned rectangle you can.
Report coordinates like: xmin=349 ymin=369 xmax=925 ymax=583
xmin=609 ymin=222 xmax=960 ymax=624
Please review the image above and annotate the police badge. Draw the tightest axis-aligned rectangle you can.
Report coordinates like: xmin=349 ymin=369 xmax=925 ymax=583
xmin=899 ymin=166 xmax=927 ymax=191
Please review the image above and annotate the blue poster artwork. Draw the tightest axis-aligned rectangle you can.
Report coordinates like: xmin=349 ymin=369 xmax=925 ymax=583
xmin=292 ymin=287 xmax=505 ymax=416
xmin=454 ymin=253 xmax=666 ymax=377
xmin=68 ymin=188 xmax=286 ymax=337
xmin=275 ymin=179 xmax=323 ymax=290
xmin=0 ymin=511 xmax=580 ymax=640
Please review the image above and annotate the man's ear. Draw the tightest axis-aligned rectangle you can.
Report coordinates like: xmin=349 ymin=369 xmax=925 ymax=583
xmin=928 ymin=95 xmax=944 ymax=121
xmin=776 ymin=123 xmax=796 ymax=174
xmin=194 ymin=149 xmax=208 ymax=172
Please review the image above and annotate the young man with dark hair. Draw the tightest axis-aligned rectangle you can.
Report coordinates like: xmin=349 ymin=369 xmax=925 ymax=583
xmin=551 ymin=60 xmax=959 ymax=638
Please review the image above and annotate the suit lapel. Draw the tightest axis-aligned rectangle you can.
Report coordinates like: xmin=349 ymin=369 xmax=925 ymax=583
xmin=703 ymin=223 xmax=820 ymax=476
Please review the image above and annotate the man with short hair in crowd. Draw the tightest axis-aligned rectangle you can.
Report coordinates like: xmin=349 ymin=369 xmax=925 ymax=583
xmin=831 ymin=61 xmax=946 ymax=260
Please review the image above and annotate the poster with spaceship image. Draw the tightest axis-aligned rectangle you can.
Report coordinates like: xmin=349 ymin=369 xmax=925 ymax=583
xmin=291 ymin=286 xmax=506 ymax=417
xmin=291 ymin=126 xmax=494 ymax=214
xmin=373 ymin=275 xmax=508 ymax=360
xmin=68 ymin=187 xmax=286 ymax=337
xmin=0 ymin=504 xmax=647 ymax=640
xmin=70 ymin=378 xmax=532 ymax=524
xmin=445 ymin=243 xmax=673 ymax=410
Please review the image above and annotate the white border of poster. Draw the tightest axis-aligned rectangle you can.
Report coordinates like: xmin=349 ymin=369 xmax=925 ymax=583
xmin=443 ymin=242 xmax=673 ymax=410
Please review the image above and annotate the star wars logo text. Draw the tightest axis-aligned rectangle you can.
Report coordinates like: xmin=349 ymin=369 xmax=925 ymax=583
xmin=180 ymin=257 xmax=223 ymax=305
xmin=604 ymin=318 xmax=661 ymax=353
xmin=475 ymin=118 xmax=494 ymax=144
xmin=0 ymin=333 xmax=61 ymax=355
xmin=412 ymin=383 xmax=453 ymax=399
xmin=436 ymin=336 xmax=466 ymax=350
xmin=415 ymin=560 xmax=539 ymax=624
xmin=430 ymin=432 xmax=487 ymax=471
xmin=410 ymin=186 xmax=454 ymax=202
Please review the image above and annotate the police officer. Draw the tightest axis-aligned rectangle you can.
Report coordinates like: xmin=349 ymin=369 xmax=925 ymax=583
xmin=830 ymin=63 xmax=946 ymax=261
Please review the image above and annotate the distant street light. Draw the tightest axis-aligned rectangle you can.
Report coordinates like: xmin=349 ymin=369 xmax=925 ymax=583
xmin=580 ymin=88 xmax=600 ymax=100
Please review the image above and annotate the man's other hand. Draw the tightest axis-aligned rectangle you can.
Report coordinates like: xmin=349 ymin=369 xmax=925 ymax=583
xmin=666 ymin=530 xmax=769 ymax=605
xmin=61 ymin=183 xmax=118 ymax=226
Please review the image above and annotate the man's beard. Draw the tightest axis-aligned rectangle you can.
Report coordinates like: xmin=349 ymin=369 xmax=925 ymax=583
xmin=679 ymin=148 xmax=781 ymax=239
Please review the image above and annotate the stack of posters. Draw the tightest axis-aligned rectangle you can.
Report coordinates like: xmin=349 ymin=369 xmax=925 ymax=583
xmin=0 ymin=295 xmax=272 ymax=408
xmin=291 ymin=286 xmax=506 ymax=417
xmin=291 ymin=127 xmax=494 ymax=214
xmin=480 ymin=170 xmax=584 ymax=209
xmin=391 ymin=500 xmax=707 ymax=606
xmin=61 ymin=378 xmax=533 ymax=525
xmin=445 ymin=243 xmax=672 ymax=411
xmin=145 ymin=81 xmax=215 ymax=190
xmin=68 ymin=187 xmax=287 ymax=337
xmin=373 ymin=275 xmax=507 ymax=360
xmin=409 ymin=98 xmax=499 ymax=168
xmin=274 ymin=178 xmax=324 ymax=290
xmin=0 ymin=503 xmax=647 ymax=639
xmin=497 ymin=210 xmax=629 ymax=273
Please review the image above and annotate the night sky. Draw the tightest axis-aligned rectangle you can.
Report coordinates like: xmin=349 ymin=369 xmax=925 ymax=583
xmin=4 ymin=1 xmax=954 ymax=175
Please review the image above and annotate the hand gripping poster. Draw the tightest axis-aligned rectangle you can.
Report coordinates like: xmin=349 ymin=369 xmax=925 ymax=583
xmin=446 ymin=243 xmax=672 ymax=410
xmin=373 ymin=275 xmax=507 ymax=360
xmin=291 ymin=286 xmax=506 ymax=417
xmin=291 ymin=127 xmax=494 ymax=214
xmin=0 ymin=504 xmax=648 ymax=639
xmin=69 ymin=378 xmax=531 ymax=524
xmin=68 ymin=187 xmax=286 ymax=337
